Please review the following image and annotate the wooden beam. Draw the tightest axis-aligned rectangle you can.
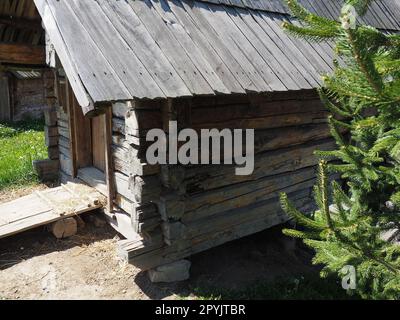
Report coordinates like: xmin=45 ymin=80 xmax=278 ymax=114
xmin=66 ymin=80 xmax=77 ymax=178
xmin=104 ymin=106 xmax=115 ymax=213
xmin=0 ymin=43 xmax=45 ymax=65
xmin=0 ymin=16 xmax=43 ymax=31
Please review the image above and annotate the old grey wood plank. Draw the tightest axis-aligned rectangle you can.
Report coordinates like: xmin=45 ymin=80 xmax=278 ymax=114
xmin=181 ymin=0 xmax=259 ymax=92
xmin=379 ymin=0 xmax=400 ymax=29
xmin=270 ymin=0 xmax=288 ymax=12
xmin=257 ymin=11 xmax=321 ymax=86
xmin=193 ymin=1 xmax=271 ymax=92
xmin=98 ymin=0 xmax=191 ymax=98
xmin=309 ymin=0 xmax=336 ymax=20
xmin=34 ymin=0 xmax=93 ymax=112
xmin=238 ymin=7 xmax=311 ymax=89
xmin=66 ymin=0 xmax=165 ymax=100
xmin=152 ymin=0 xmax=230 ymax=94
xmin=224 ymin=5 xmax=295 ymax=91
xmin=44 ymin=0 xmax=132 ymax=103
xmin=168 ymin=0 xmax=245 ymax=94
xmin=288 ymin=16 xmax=335 ymax=69
xmin=0 ymin=184 xmax=104 ymax=239
xmin=128 ymin=0 xmax=214 ymax=95
xmin=271 ymin=14 xmax=332 ymax=74
xmin=218 ymin=4 xmax=288 ymax=91
xmin=375 ymin=1 xmax=398 ymax=29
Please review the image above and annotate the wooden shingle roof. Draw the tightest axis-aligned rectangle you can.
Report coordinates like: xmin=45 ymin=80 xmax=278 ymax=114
xmin=197 ymin=0 xmax=400 ymax=31
xmin=34 ymin=0 xmax=399 ymax=114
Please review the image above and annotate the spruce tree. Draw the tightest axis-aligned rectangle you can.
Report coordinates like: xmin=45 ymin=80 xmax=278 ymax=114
xmin=280 ymin=0 xmax=400 ymax=299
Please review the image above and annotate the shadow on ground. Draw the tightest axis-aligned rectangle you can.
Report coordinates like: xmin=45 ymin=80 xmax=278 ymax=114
xmin=133 ymin=224 xmax=349 ymax=300
xmin=0 ymin=210 xmax=114 ymax=271
xmin=0 ymin=218 xmax=350 ymax=300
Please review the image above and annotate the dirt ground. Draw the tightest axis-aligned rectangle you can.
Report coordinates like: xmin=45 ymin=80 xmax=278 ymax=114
xmin=0 ymin=185 xmax=321 ymax=300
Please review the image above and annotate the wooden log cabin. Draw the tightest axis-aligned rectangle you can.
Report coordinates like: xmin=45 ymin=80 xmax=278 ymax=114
xmin=15 ymin=0 xmax=400 ymax=274
xmin=0 ymin=0 xmax=47 ymax=122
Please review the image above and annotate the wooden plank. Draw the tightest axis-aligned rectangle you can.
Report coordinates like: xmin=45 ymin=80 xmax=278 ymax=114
xmin=104 ymin=210 xmax=139 ymax=240
xmin=275 ymin=16 xmax=332 ymax=73
xmin=0 ymin=194 xmax=51 ymax=225
xmin=236 ymin=7 xmax=311 ymax=90
xmin=44 ymin=0 xmax=132 ymax=103
xmin=0 ymin=184 xmax=104 ymax=239
xmin=223 ymin=5 xmax=297 ymax=91
xmin=121 ymin=188 xmax=311 ymax=269
xmin=114 ymin=171 xmax=135 ymax=201
xmin=91 ymin=115 xmax=106 ymax=173
xmin=207 ymin=3 xmax=287 ymax=91
xmin=168 ymin=0 xmax=245 ymax=94
xmin=77 ymin=167 xmax=107 ymax=196
xmin=73 ymin=95 xmax=92 ymax=168
xmin=191 ymin=109 xmax=328 ymax=130
xmin=112 ymin=144 xmax=160 ymax=176
xmin=183 ymin=168 xmax=316 ymax=223
xmin=191 ymin=1 xmax=270 ymax=92
xmin=287 ymin=16 xmax=335 ymax=68
xmin=151 ymin=0 xmax=230 ymax=94
xmin=65 ymin=0 xmax=165 ymax=100
xmin=0 ymin=43 xmax=45 ymax=65
xmin=257 ymin=11 xmax=320 ymax=86
xmin=179 ymin=0 xmax=258 ymax=92
xmin=184 ymin=138 xmax=334 ymax=192
xmin=191 ymin=94 xmax=326 ymax=124
xmin=59 ymin=153 xmax=73 ymax=176
xmin=128 ymin=0 xmax=214 ymax=95
xmin=34 ymin=0 xmax=93 ymax=112
xmin=98 ymin=0 xmax=191 ymax=98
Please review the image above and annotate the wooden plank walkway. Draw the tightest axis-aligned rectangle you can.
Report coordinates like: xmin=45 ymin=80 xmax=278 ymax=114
xmin=0 ymin=182 xmax=106 ymax=239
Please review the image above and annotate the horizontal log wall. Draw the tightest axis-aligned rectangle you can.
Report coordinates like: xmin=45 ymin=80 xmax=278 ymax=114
xmin=120 ymin=90 xmax=335 ymax=270
xmin=111 ymin=101 xmax=163 ymax=237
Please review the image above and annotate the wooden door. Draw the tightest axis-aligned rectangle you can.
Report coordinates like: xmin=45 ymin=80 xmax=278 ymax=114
xmin=91 ymin=115 xmax=106 ymax=173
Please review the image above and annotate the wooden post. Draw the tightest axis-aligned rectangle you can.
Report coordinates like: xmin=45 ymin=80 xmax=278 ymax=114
xmin=66 ymin=80 xmax=77 ymax=177
xmin=104 ymin=106 xmax=115 ymax=213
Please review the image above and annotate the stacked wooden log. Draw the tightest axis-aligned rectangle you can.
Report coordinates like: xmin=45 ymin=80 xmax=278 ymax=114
xmin=57 ymin=106 xmax=74 ymax=179
xmin=111 ymin=101 xmax=164 ymax=245
xmin=35 ymin=69 xmax=59 ymax=182
xmin=118 ymin=90 xmax=335 ymax=270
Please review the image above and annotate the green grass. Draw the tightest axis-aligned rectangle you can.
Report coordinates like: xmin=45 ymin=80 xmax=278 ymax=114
xmin=186 ymin=274 xmax=357 ymax=300
xmin=0 ymin=120 xmax=47 ymax=190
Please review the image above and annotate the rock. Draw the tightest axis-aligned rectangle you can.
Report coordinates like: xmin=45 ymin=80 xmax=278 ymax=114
xmin=148 ymin=260 xmax=191 ymax=283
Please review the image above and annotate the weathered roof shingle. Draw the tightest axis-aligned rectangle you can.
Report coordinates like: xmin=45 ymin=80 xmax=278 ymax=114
xmin=34 ymin=0 xmax=399 ymax=113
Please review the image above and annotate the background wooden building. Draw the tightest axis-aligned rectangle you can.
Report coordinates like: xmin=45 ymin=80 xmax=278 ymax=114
xmin=9 ymin=0 xmax=400 ymax=272
xmin=0 ymin=0 xmax=46 ymax=122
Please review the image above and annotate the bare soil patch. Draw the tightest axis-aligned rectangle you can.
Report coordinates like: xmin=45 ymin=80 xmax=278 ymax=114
xmin=0 ymin=213 xmax=328 ymax=300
